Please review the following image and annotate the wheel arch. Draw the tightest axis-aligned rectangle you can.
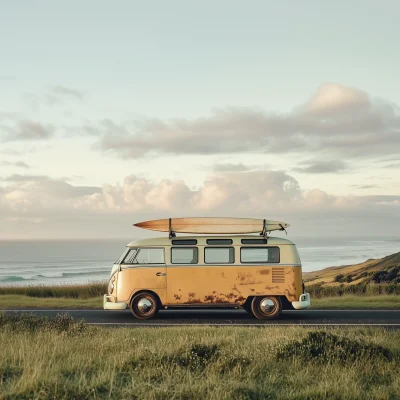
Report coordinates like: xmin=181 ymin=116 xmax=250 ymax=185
xmin=243 ymin=295 xmax=294 ymax=310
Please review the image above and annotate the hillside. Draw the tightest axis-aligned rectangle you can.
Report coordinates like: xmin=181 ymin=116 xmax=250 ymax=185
xmin=304 ymin=251 xmax=400 ymax=286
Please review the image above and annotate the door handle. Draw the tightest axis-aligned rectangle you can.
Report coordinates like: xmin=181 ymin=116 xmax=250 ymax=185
xmin=156 ymin=272 xmax=166 ymax=276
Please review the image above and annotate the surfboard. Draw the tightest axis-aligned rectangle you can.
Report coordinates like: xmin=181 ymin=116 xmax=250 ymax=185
xmin=134 ymin=217 xmax=289 ymax=234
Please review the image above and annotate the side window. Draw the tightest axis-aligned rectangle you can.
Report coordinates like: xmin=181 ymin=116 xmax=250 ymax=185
xmin=204 ymin=247 xmax=234 ymax=264
xmin=240 ymin=247 xmax=280 ymax=263
xmin=124 ymin=248 xmax=164 ymax=264
xmin=171 ymin=247 xmax=198 ymax=264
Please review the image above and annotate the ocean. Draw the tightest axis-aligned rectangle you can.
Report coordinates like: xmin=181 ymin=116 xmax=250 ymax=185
xmin=0 ymin=237 xmax=399 ymax=286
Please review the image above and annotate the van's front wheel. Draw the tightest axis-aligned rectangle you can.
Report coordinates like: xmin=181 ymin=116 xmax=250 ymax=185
xmin=130 ymin=292 xmax=159 ymax=319
xmin=250 ymin=296 xmax=282 ymax=320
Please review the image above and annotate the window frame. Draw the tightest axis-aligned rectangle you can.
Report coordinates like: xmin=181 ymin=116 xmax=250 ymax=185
xmin=115 ymin=247 xmax=130 ymax=264
xmin=240 ymin=246 xmax=280 ymax=264
xmin=241 ymin=238 xmax=268 ymax=245
xmin=206 ymin=239 xmax=233 ymax=245
xmin=122 ymin=247 xmax=165 ymax=265
xmin=171 ymin=247 xmax=199 ymax=265
xmin=204 ymin=246 xmax=235 ymax=264
xmin=171 ymin=239 xmax=198 ymax=245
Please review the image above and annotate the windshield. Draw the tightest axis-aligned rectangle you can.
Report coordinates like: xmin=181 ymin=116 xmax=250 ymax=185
xmin=115 ymin=247 xmax=130 ymax=264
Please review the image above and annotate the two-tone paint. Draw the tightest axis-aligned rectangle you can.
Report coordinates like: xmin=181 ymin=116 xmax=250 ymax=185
xmin=103 ymin=236 xmax=311 ymax=311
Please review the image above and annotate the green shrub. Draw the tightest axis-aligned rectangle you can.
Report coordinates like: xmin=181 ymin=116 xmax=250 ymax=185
xmin=0 ymin=312 xmax=87 ymax=334
xmin=164 ymin=344 xmax=219 ymax=371
xmin=276 ymin=331 xmax=393 ymax=364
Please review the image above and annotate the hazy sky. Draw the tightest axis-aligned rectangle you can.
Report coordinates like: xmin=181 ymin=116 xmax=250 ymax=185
xmin=0 ymin=1 xmax=399 ymax=239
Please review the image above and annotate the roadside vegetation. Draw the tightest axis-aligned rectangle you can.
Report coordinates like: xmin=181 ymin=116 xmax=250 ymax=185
xmin=0 ymin=282 xmax=106 ymax=299
xmin=0 ymin=312 xmax=399 ymax=399
xmin=0 ymin=282 xmax=399 ymax=309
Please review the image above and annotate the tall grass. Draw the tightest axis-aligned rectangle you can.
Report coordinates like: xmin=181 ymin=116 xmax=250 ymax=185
xmin=307 ymin=282 xmax=400 ymax=298
xmin=0 ymin=313 xmax=399 ymax=399
xmin=1 ymin=281 xmax=399 ymax=300
xmin=0 ymin=282 xmax=106 ymax=299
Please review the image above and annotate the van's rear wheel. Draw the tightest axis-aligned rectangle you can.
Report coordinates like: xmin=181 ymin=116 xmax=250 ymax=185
xmin=250 ymin=296 xmax=282 ymax=320
xmin=130 ymin=292 xmax=158 ymax=319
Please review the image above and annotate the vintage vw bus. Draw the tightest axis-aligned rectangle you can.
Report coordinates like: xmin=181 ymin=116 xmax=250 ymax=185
xmin=103 ymin=218 xmax=310 ymax=319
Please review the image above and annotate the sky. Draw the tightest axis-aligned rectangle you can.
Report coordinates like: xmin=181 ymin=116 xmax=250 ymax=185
xmin=0 ymin=0 xmax=399 ymax=239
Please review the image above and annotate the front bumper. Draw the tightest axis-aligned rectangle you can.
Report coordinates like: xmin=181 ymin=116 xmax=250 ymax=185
xmin=292 ymin=292 xmax=311 ymax=310
xmin=103 ymin=295 xmax=128 ymax=310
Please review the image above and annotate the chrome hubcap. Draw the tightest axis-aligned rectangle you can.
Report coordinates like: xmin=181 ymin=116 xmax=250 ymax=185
xmin=137 ymin=298 xmax=153 ymax=313
xmin=260 ymin=298 xmax=276 ymax=314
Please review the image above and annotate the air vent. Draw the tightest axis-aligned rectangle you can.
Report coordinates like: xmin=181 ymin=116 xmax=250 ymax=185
xmin=272 ymin=268 xmax=285 ymax=283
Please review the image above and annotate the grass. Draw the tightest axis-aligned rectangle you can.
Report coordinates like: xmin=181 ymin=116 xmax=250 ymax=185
xmin=0 ymin=282 xmax=106 ymax=299
xmin=0 ymin=294 xmax=104 ymax=308
xmin=0 ymin=294 xmax=399 ymax=309
xmin=307 ymin=282 xmax=400 ymax=297
xmin=0 ymin=282 xmax=399 ymax=310
xmin=0 ymin=313 xmax=399 ymax=399
xmin=311 ymin=295 xmax=400 ymax=309
xmin=0 ymin=281 xmax=399 ymax=309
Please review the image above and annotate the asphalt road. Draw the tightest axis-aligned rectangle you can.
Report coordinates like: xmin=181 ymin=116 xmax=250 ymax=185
xmin=4 ymin=309 xmax=400 ymax=327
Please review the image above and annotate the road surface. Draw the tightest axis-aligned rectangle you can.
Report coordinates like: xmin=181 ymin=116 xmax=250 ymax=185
xmin=4 ymin=309 xmax=400 ymax=327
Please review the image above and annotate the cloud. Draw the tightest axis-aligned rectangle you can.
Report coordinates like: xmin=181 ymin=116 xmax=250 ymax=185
xmin=293 ymin=160 xmax=347 ymax=174
xmin=302 ymin=83 xmax=371 ymax=116
xmin=45 ymin=86 xmax=84 ymax=105
xmin=51 ymin=86 xmax=83 ymax=100
xmin=87 ymin=83 xmax=400 ymax=160
xmin=0 ymin=149 xmax=20 ymax=156
xmin=0 ymin=119 xmax=54 ymax=142
xmin=351 ymin=184 xmax=381 ymax=189
xmin=0 ymin=161 xmax=29 ymax=169
xmin=1 ymin=170 xmax=399 ymax=239
xmin=212 ymin=163 xmax=257 ymax=172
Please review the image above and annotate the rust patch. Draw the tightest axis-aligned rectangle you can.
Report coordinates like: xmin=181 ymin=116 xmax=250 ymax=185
xmin=232 ymin=285 xmax=240 ymax=293
xmin=264 ymin=285 xmax=280 ymax=290
xmin=174 ymin=294 xmax=182 ymax=300
xmin=188 ymin=292 xmax=195 ymax=297
xmin=221 ymin=272 xmax=226 ymax=278
xmin=250 ymin=289 xmax=255 ymax=292
xmin=260 ymin=269 xmax=270 ymax=275
xmin=203 ymin=295 xmax=215 ymax=302
xmin=187 ymin=298 xmax=202 ymax=304
xmin=235 ymin=296 xmax=246 ymax=303
xmin=215 ymin=298 xmax=226 ymax=303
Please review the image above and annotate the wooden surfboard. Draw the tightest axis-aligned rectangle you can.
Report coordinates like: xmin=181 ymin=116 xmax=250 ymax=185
xmin=134 ymin=217 xmax=289 ymax=234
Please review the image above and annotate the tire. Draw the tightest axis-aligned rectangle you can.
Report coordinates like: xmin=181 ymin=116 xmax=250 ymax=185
xmin=130 ymin=292 xmax=159 ymax=320
xmin=250 ymin=296 xmax=282 ymax=320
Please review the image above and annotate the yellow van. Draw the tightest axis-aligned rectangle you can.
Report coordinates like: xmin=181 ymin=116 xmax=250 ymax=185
xmin=104 ymin=230 xmax=311 ymax=320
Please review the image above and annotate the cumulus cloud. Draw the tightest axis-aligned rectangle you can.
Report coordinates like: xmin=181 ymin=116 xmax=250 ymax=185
xmin=1 ymin=170 xmax=399 ymax=239
xmin=86 ymin=83 xmax=400 ymax=160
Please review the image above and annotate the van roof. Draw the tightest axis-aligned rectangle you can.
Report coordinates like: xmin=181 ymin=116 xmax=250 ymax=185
xmin=127 ymin=236 xmax=295 ymax=247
